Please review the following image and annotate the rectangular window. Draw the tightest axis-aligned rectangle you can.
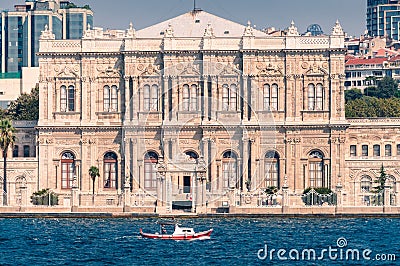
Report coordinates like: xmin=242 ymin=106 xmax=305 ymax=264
xmin=23 ymin=145 xmax=30 ymax=157
xmin=385 ymin=144 xmax=392 ymax=156
xmin=230 ymin=85 xmax=237 ymax=111
xmin=350 ymin=145 xmax=357 ymax=156
xmin=362 ymin=145 xmax=368 ymax=156
xmin=373 ymin=144 xmax=380 ymax=156
xmin=222 ymin=86 xmax=229 ymax=111
xmin=111 ymin=86 xmax=118 ymax=111
xmin=271 ymin=85 xmax=278 ymax=110
xmin=397 ymin=144 xmax=400 ymax=156
xmin=68 ymin=87 xmax=75 ymax=111
xmin=13 ymin=145 xmax=19 ymax=158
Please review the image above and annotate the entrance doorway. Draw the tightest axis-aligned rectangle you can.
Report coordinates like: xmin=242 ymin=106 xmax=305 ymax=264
xmin=183 ymin=176 xmax=191 ymax=193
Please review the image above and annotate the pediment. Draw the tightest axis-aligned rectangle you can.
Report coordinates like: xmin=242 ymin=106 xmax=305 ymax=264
xmin=136 ymin=10 xmax=266 ymax=38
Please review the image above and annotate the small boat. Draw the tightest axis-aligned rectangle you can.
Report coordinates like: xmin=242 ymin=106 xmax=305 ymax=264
xmin=140 ymin=221 xmax=213 ymax=240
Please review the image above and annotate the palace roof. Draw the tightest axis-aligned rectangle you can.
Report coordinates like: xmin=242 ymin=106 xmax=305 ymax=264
xmin=136 ymin=10 xmax=267 ymax=38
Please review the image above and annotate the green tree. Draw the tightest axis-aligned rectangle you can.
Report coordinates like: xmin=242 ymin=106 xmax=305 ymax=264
xmin=372 ymin=165 xmax=387 ymax=194
xmin=89 ymin=166 xmax=100 ymax=204
xmin=363 ymin=86 xmax=379 ymax=97
xmin=345 ymin=88 xmax=363 ymax=102
xmin=345 ymin=97 xmax=400 ymax=117
xmin=0 ymin=119 xmax=16 ymax=205
xmin=375 ymin=76 xmax=399 ymax=98
xmin=7 ymin=86 xmax=39 ymax=120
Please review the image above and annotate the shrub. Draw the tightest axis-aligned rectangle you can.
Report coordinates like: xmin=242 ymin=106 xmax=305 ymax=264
xmin=31 ymin=188 xmax=58 ymax=206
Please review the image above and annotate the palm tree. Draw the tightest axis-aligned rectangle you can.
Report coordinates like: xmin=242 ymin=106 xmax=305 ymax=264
xmin=0 ymin=119 xmax=16 ymax=205
xmin=89 ymin=166 xmax=100 ymax=204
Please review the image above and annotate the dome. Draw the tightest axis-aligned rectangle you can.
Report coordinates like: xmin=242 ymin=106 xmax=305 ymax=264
xmin=306 ymin=24 xmax=324 ymax=36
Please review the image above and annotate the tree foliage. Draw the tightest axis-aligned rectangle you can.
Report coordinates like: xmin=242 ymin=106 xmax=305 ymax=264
xmin=6 ymin=86 xmax=39 ymax=120
xmin=345 ymin=96 xmax=400 ymax=117
xmin=345 ymin=88 xmax=363 ymax=103
xmin=372 ymin=165 xmax=387 ymax=194
xmin=376 ymin=76 xmax=399 ymax=98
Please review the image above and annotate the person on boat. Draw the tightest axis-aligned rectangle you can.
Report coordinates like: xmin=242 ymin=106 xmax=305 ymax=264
xmin=161 ymin=224 xmax=167 ymax=234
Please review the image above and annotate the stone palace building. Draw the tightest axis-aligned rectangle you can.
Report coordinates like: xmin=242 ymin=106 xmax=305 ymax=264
xmin=1 ymin=10 xmax=399 ymax=213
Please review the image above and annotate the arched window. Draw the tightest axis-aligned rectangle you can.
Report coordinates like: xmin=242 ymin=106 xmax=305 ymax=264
xmin=308 ymin=84 xmax=315 ymax=110
xmin=397 ymin=144 xmax=400 ymax=156
xmin=104 ymin=85 xmax=118 ymax=112
xmin=271 ymin=84 xmax=278 ymax=110
xmin=263 ymin=84 xmax=279 ymax=110
xmin=60 ymin=85 xmax=75 ymax=112
xmin=111 ymin=85 xmax=118 ymax=111
xmin=182 ymin=84 xmax=198 ymax=111
xmin=373 ymin=144 xmax=380 ymax=157
xmin=222 ymin=84 xmax=229 ymax=111
xmin=308 ymin=150 xmax=325 ymax=188
xmin=183 ymin=84 xmax=190 ymax=111
xmin=265 ymin=151 xmax=280 ymax=188
xmin=185 ymin=151 xmax=199 ymax=161
xmin=387 ymin=175 xmax=396 ymax=193
xmin=222 ymin=84 xmax=237 ymax=111
xmin=15 ymin=176 xmax=26 ymax=205
xmin=190 ymin=84 xmax=198 ymax=111
xmin=61 ymin=85 xmax=67 ymax=112
xmin=103 ymin=85 xmax=110 ymax=111
xmin=143 ymin=84 xmax=150 ymax=111
xmin=13 ymin=145 xmax=18 ymax=158
xmin=308 ymin=83 xmax=324 ymax=110
xmin=385 ymin=144 xmax=392 ymax=156
xmin=222 ymin=151 xmax=238 ymax=189
xmin=316 ymin=83 xmax=323 ymax=110
xmin=230 ymin=84 xmax=237 ymax=111
xmin=144 ymin=151 xmax=158 ymax=190
xmin=263 ymin=84 xmax=270 ymax=110
xmin=360 ymin=175 xmax=372 ymax=192
xmin=104 ymin=152 xmax=117 ymax=188
xmin=151 ymin=84 xmax=159 ymax=111
xmin=61 ymin=152 xmax=75 ymax=189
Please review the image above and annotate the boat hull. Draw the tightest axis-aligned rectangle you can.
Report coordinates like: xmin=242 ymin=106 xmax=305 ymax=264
xmin=140 ymin=228 xmax=213 ymax=240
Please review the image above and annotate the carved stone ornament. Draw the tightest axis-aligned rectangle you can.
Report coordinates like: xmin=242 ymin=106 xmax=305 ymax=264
xmin=331 ymin=20 xmax=344 ymax=36
xmin=204 ymin=23 xmax=214 ymax=37
xmin=40 ymin=24 xmax=55 ymax=40
xmin=126 ymin=22 xmax=136 ymax=38
xmin=243 ymin=21 xmax=254 ymax=37
xmin=287 ymin=21 xmax=299 ymax=36
xmin=165 ymin=23 xmax=174 ymax=38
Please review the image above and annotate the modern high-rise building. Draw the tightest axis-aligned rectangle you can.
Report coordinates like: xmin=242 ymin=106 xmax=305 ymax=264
xmin=0 ymin=0 xmax=93 ymax=74
xmin=367 ymin=0 xmax=400 ymax=40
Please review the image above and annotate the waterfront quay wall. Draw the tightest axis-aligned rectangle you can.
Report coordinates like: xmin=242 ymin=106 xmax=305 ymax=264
xmin=0 ymin=206 xmax=400 ymax=218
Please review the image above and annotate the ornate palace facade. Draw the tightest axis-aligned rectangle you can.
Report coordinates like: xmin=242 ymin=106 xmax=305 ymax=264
xmin=1 ymin=10 xmax=399 ymax=212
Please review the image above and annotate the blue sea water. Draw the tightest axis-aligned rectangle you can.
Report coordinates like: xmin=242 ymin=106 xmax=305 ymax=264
xmin=0 ymin=218 xmax=398 ymax=265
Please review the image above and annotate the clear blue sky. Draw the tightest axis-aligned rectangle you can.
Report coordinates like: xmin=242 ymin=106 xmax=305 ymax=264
xmin=1 ymin=0 xmax=366 ymax=36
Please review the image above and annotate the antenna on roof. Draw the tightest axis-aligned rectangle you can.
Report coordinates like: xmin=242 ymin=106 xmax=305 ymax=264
xmin=193 ymin=0 xmax=202 ymax=11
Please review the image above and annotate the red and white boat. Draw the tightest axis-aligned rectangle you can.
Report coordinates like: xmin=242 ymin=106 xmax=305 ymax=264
xmin=139 ymin=221 xmax=213 ymax=240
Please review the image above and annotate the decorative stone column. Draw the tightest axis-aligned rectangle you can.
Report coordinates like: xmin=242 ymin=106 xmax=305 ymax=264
xmin=156 ymin=156 xmax=167 ymax=211
xmin=71 ymin=175 xmax=79 ymax=212
xmin=335 ymin=176 xmax=343 ymax=213
xmin=383 ymin=180 xmax=392 ymax=212
xmin=282 ymin=175 xmax=289 ymax=213
xmin=20 ymin=184 xmax=27 ymax=211
xmin=123 ymin=176 xmax=131 ymax=212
